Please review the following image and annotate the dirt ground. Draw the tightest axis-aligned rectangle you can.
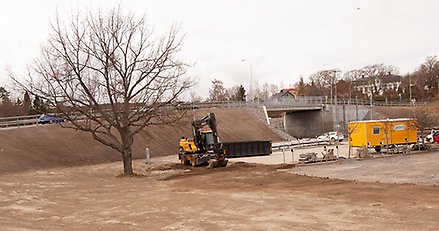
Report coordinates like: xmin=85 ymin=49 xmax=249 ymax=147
xmin=1 ymin=157 xmax=438 ymax=230
xmin=291 ymin=152 xmax=439 ymax=186
xmin=1 ymin=106 xmax=438 ymax=230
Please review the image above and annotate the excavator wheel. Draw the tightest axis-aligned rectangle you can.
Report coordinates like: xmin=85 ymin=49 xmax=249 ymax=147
xmin=180 ymin=156 xmax=190 ymax=165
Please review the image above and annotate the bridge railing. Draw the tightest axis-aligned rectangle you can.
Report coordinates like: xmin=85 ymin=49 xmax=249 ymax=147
xmin=263 ymin=96 xmax=326 ymax=109
xmin=178 ymin=96 xmax=327 ymax=110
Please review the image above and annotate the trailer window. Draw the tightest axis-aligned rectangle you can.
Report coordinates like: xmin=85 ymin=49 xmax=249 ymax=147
xmin=394 ymin=125 xmax=405 ymax=131
xmin=372 ymin=127 xmax=380 ymax=135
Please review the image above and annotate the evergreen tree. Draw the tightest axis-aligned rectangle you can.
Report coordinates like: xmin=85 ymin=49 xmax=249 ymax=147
xmin=23 ymin=91 xmax=31 ymax=115
xmin=236 ymin=84 xmax=246 ymax=101
xmin=33 ymin=95 xmax=42 ymax=114
xmin=297 ymin=77 xmax=306 ymax=96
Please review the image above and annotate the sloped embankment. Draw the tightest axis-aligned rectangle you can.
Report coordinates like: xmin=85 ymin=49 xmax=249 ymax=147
xmin=0 ymin=108 xmax=283 ymax=173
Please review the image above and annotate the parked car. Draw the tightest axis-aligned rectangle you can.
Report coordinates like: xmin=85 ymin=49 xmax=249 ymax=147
xmin=317 ymin=131 xmax=344 ymax=143
xmin=433 ymin=131 xmax=439 ymax=144
xmin=426 ymin=130 xmax=438 ymax=143
xmin=38 ymin=114 xmax=65 ymax=124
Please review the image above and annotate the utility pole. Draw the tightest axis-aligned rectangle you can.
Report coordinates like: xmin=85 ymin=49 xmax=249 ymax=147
xmin=409 ymin=74 xmax=412 ymax=106
xmin=330 ymin=77 xmax=333 ymax=104
xmin=242 ymin=59 xmax=253 ymax=102
xmin=343 ymin=103 xmax=346 ymax=134
xmin=334 ymin=69 xmax=341 ymax=150
xmin=334 ymin=70 xmax=338 ymax=128
xmin=355 ymin=96 xmax=359 ymax=121
xmin=370 ymin=94 xmax=373 ymax=120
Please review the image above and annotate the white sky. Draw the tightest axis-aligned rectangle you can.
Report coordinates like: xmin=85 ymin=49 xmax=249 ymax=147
xmin=1 ymin=0 xmax=438 ymax=98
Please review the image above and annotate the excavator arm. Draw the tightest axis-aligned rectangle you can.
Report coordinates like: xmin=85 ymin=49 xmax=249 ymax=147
xmin=191 ymin=112 xmax=221 ymax=153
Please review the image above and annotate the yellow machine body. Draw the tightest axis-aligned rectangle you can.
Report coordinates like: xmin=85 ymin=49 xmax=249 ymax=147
xmin=179 ymin=138 xmax=198 ymax=153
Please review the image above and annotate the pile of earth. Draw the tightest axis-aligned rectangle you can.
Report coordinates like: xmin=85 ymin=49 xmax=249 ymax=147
xmin=0 ymin=108 xmax=282 ymax=173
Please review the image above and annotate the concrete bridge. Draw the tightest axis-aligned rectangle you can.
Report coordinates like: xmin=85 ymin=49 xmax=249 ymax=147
xmin=251 ymin=97 xmax=369 ymax=138
xmin=183 ymin=97 xmax=374 ymax=138
xmin=278 ymin=104 xmax=370 ymax=139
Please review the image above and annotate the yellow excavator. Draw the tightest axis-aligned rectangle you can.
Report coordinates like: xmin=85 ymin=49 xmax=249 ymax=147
xmin=178 ymin=112 xmax=228 ymax=168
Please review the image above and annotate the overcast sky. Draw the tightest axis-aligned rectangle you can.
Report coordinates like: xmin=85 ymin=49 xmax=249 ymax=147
xmin=1 ymin=0 xmax=438 ymax=98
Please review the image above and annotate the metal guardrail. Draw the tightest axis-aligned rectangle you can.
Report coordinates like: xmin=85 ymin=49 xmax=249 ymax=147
xmin=0 ymin=115 xmax=41 ymax=128
xmin=272 ymin=139 xmax=330 ymax=151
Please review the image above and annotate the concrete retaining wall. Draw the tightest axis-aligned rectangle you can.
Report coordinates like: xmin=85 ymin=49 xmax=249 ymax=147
xmin=284 ymin=104 xmax=370 ymax=138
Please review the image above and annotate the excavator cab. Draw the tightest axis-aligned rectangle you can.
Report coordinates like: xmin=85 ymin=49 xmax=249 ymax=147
xmin=178 ymin=113 xmax=228 ymax=167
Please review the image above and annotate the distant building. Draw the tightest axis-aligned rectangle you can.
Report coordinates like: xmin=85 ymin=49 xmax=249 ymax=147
xmin=269 ymin=88 xmax=298 ymax=101
xmin=352 ymin=74 xmax=402 ymax=97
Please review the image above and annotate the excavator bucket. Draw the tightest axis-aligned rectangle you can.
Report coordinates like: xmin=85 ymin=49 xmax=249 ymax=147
xmin=207 ymin=158 xmax=228 ymax=168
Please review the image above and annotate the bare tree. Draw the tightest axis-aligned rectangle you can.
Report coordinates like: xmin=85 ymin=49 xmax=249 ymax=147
xmin=13 ymin=9 xmax=193 ymax=175
xmin=413 ymin=56 xmax=439 ymax=96
xmin=258 ymin=82 xmax=278 ymax=100
xmin=209 ymin=79 xmax=229 ymax=101
xmin=309 ymin=70 xmax=333 ymax=96
xmin=361 ymin=64 xmax=398 ymax=79
xmin=412 ymin=106 xmax=435 ymax=144
xmin=343 ymin=69 xmax=363 ymax=82
xmin=379 ymin=119 xmax=395 ymax=153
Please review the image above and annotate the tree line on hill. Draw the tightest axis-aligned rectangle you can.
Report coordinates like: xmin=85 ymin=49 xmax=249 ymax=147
xmin=0 ymin=88 xmax=49 ymax=117
xmin=202 ymin=57 xmax=439 ymax=103
xmin=296 ymin=57 xmax=439 ymax=102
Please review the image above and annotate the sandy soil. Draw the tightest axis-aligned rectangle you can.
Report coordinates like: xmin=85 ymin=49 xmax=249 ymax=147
xmin=1 ymin=158 xmax=438 ymax=230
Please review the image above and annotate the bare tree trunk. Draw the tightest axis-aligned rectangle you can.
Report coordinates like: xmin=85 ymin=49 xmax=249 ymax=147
xmin=121 ymin=127 xmax=134 ymax=175
xmin=123 ymin=147 xmax=134 ymax=175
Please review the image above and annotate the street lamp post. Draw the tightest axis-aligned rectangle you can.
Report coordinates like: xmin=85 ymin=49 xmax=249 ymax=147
xmin=333 ymin=70 xmax=341 ymax=150
xmin=330 ymin=78 xmax=333 ymax=104
xmin=241 ymin=59 xmax=253 ymax=102
xmin=409 ymin=74 xmax=412 ymax=107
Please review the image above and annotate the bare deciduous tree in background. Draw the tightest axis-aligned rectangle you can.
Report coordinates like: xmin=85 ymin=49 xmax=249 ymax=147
xmin=209 ymin=79 xmax=229 ymax=101
xmin=14 ymin=9 xmax=194 ymax=175
xmin=412 ymin=106 xmax=435 ymax=144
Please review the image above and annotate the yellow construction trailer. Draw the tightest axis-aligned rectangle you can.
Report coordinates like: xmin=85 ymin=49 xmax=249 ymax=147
xmin=348 ymin=118 xmax=417 ymax=152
